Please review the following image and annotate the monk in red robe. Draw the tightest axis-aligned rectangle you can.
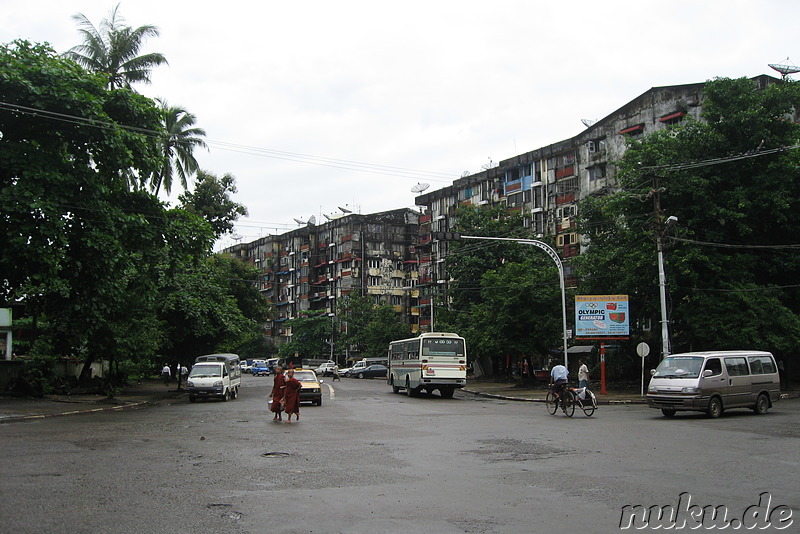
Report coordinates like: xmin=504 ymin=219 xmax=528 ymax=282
xmin=283 ymin=369 xmax=302 ymax=423
xmin=270 ymin=367 xmax=286 ymax=422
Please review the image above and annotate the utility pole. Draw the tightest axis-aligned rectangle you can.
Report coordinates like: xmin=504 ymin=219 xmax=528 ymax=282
xmin=649 ymin=175 xmax=675 ymax=360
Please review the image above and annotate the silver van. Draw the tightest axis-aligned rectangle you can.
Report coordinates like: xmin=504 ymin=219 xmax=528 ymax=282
xmin=647 ymin=351 xmax=780 ymax=418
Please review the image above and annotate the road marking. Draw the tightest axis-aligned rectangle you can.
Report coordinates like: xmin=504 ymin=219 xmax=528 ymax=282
xmin=325 ymin=383 xmax=335 ymax=400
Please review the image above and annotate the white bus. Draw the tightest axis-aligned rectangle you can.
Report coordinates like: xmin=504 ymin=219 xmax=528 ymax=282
xmin=387 ymin=332 xmax=467 ymax=398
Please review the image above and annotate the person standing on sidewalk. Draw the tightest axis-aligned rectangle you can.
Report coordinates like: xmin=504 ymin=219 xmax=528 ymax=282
xmin=270 ymin=366 xmax=286 ymax=422
xmin=578 ymin=359 xmax=589 ymax=389
xmin=161 ymin=364 xmax=171 ymax=386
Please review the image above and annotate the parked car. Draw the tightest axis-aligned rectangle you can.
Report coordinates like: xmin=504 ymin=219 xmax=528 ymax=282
xmin=240 ymin=361 xmax=252 ymax=374
xmin=315 ymin=362 xmax=338 ymax=376
xmin=252 ymin=360 xmax=270 ymax=376
xmin=351 ymin=364 xmax=388 ymax=379
xmin=292 ymin=369 xmax=323 ymax=406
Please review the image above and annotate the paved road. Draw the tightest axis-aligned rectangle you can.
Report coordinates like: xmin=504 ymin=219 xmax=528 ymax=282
xmin=1 ymin=375 xmax=797 ymax=533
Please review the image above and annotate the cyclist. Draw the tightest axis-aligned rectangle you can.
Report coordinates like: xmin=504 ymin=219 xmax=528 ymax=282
xmin=549 ymin=363 xmax=569 ymax=409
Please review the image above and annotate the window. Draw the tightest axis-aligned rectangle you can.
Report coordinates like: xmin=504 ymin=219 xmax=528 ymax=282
xmin=368 ymin=276 xmax=381 ymax=286
xmin=367 ymin=259 xmax=380 ymax=269
xmin=747 ymin=355 xmax=776 ymax=375
xmin=703 ymin=358 xmax=722 ymax=377
xmin=391 ymin=295 xmax=402 ymax=306
xmin=557 ymin=233 xmax=578 ymax=246
xmin=724 ymin=357 xmax=750 ymax=377
xmin=588 ymin=165 xmax=607 ymax=181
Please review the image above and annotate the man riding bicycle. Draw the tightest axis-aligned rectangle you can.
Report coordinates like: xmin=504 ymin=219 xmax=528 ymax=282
xmin=549 ymin=363 xmax=569 ymax=408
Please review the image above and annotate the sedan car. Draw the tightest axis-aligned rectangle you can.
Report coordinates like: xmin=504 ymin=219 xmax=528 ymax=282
xmin=292 ymin=369 xmax=323 ymax=406
xmin=351 ymin=364 xmax=388 ymax=379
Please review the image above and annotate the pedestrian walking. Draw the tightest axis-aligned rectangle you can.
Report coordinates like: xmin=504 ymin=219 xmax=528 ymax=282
xmin=578 ymin=359 xmax=589 ymax=389
xmin=332 ymin=365 xmax=340 ymax=381
xmin=270 ymin=366 xmax=286 ymax=422
xmin=180 ymin=365 xmax=188 ymax=389
xmin=161 ymin=364 xmax=171 ymax=385
xmin=283 ymin=368 xmax=302 ymax=423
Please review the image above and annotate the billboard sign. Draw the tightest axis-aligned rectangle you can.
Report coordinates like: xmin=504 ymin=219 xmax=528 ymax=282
xmin=575 ymin=295 xmax=629 ymax=338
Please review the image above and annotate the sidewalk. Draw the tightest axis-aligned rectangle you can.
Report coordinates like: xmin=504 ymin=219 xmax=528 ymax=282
xmin=463 ymin=379 xmax=648 ymax=404
xmin=0 ymin=380 xmax=188 ymax=424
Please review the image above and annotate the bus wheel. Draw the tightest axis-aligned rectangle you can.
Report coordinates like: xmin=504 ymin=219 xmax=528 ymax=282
xmin=406 ymin=377 xmax=416 ymax=397
xmin=439 ymin=387 xmax=454 ymax=399
xmin=391 ymin=377 xmax=401 ymax=394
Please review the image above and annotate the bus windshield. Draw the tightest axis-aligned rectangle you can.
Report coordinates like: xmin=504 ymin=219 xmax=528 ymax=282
xmin=422 ymin=338 xmax=465 ymax=357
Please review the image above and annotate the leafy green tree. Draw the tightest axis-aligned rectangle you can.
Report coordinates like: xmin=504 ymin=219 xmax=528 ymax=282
xmin=336 ymin=291 xmax=410 ymax=359
xmin=435 ymin=204 xmax=562 ymax=371
xmin=0 ymin=40 xmax=164 ymax=377
xmin=152 ymin=99 xmax=207 ymax=196
xmin=278 ymin=312 xmax=333 ymax=366
xmin=178 ymin=170 xmax=248 ymax=238
xmin=64 ymin=4 xmax=167 ymax=90
xmin=576 ymin=77 xmax=800 ymax=360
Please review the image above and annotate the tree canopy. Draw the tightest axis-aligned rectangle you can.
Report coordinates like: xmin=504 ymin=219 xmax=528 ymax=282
xmin=1 ymin=39 xmax=264 ymax=386
xmin=576 ymin=77 xmax=800 ymax=359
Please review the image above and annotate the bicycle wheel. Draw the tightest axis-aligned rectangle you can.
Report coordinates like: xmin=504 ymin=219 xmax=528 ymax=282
xmin=562 ymin=389 xmax=576 ymax=417
xmin=545 ymin=391 xmax=558 ymax=415
xmin=582 ymin=392 xmax=596 ymax=417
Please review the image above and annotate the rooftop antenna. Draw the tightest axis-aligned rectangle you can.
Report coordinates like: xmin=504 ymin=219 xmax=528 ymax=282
xmin=411 ymin=182 xmax=430 ymax=194
xmin=581 ymin=118 xmax=597 ymax=128
xmin=768 ymin=58 xmax=800 ymax=80
xmin=231 ymin=233 xmax=243 ymax=244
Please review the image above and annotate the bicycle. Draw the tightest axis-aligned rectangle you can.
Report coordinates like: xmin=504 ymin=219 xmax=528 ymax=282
xmin=545 ymin=384 xmax=575 ymax=417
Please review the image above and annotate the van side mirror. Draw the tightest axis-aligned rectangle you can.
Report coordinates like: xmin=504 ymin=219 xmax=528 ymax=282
xmin=702 ymin=369 xmax=713 ymax=377
xmin=649 ymin=369 xmax=656 ymax=376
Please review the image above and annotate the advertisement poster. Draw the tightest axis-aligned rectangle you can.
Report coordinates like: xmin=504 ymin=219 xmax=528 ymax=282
xmin=575 ymin=295 xmax=629 ymax=338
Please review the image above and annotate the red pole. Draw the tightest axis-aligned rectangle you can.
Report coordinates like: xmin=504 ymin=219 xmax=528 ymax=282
xmin=600 ymin=341 xmax=607 ymax=395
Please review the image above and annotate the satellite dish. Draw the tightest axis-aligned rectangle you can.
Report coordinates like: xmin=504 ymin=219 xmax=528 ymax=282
xmin=581 ymin=118 xmax=597 ymax=128
xmin=769 ymin=58 xmax=800 ymax=80
xmin=338 ymin=206 xmax=352 ymax=213
xmin=293 ymin=218 xmax=306 ymax=225
xmin=324 ymin=214 xmax=332 ymax=221
xmin=411 ymin=183 xmax=430 ymax=193
xmin=307 ymin=215 xmax=316 ymax=226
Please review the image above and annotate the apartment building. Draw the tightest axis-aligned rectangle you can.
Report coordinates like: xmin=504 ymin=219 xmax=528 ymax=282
xmin=224 ymin=208 xmax=420 ymax=347
xmin=413 ymin=76 xmax=777 ymax=329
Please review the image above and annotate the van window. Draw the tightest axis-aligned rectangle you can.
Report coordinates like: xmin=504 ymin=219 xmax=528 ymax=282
xmin=724 ymin=357 xmax=749 ymax=376
xmin=703 ymin=358 xmax=722 ymax=376
xmin=747 ymin=355 xmax=776 ymax=375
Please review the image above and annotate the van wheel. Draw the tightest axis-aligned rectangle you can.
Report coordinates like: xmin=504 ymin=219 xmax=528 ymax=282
xmin=753 ymin=393 xmax=769 ymax=415
xmin=223 ymin=389 xmax=230 ymax=402
xmin=661 ymin=407 xmax=676 ymax=418
xmin=706 ymin=397 xmax=723 ymax=418
xmin=232 ymin=387 xmax=238 ymax=400
xmin=439 ymin=387 xmax=454 ymax=399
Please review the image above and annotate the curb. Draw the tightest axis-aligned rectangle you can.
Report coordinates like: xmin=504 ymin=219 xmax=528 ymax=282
xmin=461 ymin=388 xmax=648 ymax=405
xmin=0 ymin=400 xmax=152 ymax=424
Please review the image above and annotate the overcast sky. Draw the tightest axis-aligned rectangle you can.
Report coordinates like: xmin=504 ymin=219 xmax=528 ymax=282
xmin=5 ymin=1 xmax=799 ymax=250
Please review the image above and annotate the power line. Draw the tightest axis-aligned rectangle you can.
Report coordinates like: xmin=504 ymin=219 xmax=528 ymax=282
xmin=0 ymin=100 xmax=458 ymax=183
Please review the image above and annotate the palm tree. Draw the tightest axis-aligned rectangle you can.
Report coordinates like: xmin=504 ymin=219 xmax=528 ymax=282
xmin=153 ymin=99 xmax=208 ymax=196
xmin=64 ymin=3 xmax=167 ymax=90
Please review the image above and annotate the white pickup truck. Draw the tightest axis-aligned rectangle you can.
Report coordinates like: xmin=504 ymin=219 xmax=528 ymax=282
xmin=186 ymin=353 xmax=241 ymax=402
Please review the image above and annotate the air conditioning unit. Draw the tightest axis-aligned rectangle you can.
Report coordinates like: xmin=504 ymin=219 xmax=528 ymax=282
xmin=561 ymin=217 xmax=571 ymax=230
